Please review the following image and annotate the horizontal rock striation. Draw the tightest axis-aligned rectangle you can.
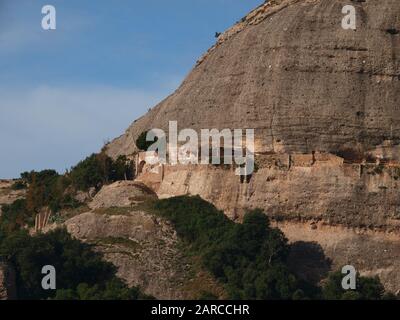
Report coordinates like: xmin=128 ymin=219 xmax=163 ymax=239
xmin=103 ymin=0 xmax=400 ymax=293
xmin=106 ymin=0 xmax=400 ymax=158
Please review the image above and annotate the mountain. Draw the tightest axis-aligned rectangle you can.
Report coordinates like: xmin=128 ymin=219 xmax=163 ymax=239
xmin=106 ymin=0 xmax=400 ymax=158
xmin=104 ymin=0 xmax=400 ymax=293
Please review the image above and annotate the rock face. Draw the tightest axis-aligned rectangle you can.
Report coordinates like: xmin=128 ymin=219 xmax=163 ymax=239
xmin=155 ymin=156 xmax=400 ymax=228
xmin=89 ymin=181 xmax=157 ymax=210
xmin=103 ymin=0 xmax=400 ymax=292
xmin=65 ymin=210 xmax=189 ymax=299
xmin=106 ymin=0 xmax=400 ymax=157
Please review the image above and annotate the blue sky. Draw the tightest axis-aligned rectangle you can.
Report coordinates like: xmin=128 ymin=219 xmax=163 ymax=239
xmin=0 ymin=0 xmax=262 ymax=178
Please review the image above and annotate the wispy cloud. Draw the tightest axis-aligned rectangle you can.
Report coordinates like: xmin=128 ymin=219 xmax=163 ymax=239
xmin=0 ymin=80 xmax=181 ymax=178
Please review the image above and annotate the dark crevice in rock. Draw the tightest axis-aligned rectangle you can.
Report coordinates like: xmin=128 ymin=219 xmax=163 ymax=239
xmin=386 ymin=28 xmax=399 ymax=36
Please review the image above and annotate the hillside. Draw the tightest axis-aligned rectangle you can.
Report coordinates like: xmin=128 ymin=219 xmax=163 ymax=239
xmin=103 ymin=0 xmax=400 ymax=293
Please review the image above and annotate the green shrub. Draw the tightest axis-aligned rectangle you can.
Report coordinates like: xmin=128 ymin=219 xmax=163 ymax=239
xmin=55 ymin=279 xmax=153 ymax=300
xmin=0 ymin=199 xmax=32 ymax=233
xmin=322 ymin=270 xmax=387 ymax=300
xmin=11 ymin=181 xmax=27 ymax=190
xmin=136 ymin=131 xmax=158 ymax=151
xmin=70 ymin=153 xmax=133 ymax=191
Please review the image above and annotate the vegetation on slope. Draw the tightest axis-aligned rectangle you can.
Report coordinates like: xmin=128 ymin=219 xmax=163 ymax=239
xmin=0 ymin=228 xmax=151 ymax=300
xmin=153 ymin=196 xmax=393 ymax=300
xmin=0 ymin=153 xmax=148 ymax=300
xmin=0 ymin=152 xmax=134 ymax=232
xmin=135 ymin=130 xmax=158 ymax=151
xmin=322 ymin=271 xmax=396 ymax=300
xmin=0 ymin=150 xmax=395 ymax=300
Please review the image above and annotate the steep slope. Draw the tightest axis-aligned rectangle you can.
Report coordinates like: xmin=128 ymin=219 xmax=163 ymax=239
xmin=106 ymin=0 xmax=400 ymax=157
xmin=102 ymin=0 xmax=400 ymax=292
xmin=49 ymin=182 xmax=223 ymax=299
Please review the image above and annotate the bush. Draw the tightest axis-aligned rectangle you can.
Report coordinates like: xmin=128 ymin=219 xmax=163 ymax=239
xmin=136 ymin=131 xmax=158 ymax=151
xmin=55 ymin=279 xmax=153 ymax=300
xmin=322 ymin=270 xmax=387 ymax=300
xmin=70 ymin=153 xmax=133 ymax=191
xmin=11 ymin=181 xmax=27 ymax=190
xmin=3 ymin=154 xmax=134 ymax=230
xmin=19 ymin=170 xmax=75 ymax=215
xmin=0 ymin=199 xmax=32 ymax=233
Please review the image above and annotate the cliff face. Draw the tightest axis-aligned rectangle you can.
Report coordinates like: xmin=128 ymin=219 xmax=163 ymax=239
xmin=103 ymin=0 xmax=400 ymax=292
xmin=139 ymin=158 xmax=399 ymax=292
xmin=107 ymin=0 xmax=400 ymax=157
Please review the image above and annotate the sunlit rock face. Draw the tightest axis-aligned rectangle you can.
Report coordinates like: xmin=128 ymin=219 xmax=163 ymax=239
xmin=106 ymin=0 xmax=400 ymax=158
xmin=103 ymin=0 xmax=400 ymax=293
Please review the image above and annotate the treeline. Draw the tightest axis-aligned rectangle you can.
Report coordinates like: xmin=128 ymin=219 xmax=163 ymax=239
xmin=154 ymin=196 xmax=394 ymax=300
xmin=1 ymin=153 xmax=134 ymax=232
xmin=0 ymin=152 xmax=149 ymax=300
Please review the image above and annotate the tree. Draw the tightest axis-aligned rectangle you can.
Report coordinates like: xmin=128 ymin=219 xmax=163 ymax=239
xmin=70 ymin=153 xmax=134 ymax=191
xmin=154 ymin=196 xmax=315 ymax=300
xmin=322 ymin=270 xmax=387 ymax=300
xmin=136 ymin=131 xmax=157 ymax=151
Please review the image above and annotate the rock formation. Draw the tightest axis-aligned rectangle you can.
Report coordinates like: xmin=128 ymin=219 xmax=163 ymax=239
xmin=103 ymin=0 xmax=400 ymax=292
xmin=106 ymin=0 xmax=400 ymax=158
xmin=56 ymin=182 xmax=223 ymax=299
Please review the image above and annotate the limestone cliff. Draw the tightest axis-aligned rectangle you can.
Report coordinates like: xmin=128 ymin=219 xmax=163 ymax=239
xmin=103 ymin=0 xmax=400 ymax=292
xmin=106 ymin=0 xmax=400 ymax=157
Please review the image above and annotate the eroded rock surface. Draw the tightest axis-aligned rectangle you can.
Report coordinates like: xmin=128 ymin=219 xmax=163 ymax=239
xmin=106 ymin=0 xmax=400 ymax=157
xmin=63 ymin=209 xmax=223 ymax=299
xmin=102 ymin=0 xmax=400 ymax=292
xmin=89 ymin=181 xmax=156 ymax=210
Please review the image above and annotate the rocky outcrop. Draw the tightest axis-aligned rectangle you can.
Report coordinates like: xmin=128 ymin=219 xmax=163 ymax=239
xmin=132 ymin=153 xmax=400 ymax=292
xmin=102 ymin=0 xmax=400 ymax=292
xmin=89 ymin=181 xmax=157 ymax=210
xmin=64 ymin=209 xmax=222 ymax=299
xmin=153 ymin=154 xmax=400 ymax=229
xmin=51 ymin=182 xmax=223 ymax=299
xmin=106 ymin=0 xmax=400 ymax=158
